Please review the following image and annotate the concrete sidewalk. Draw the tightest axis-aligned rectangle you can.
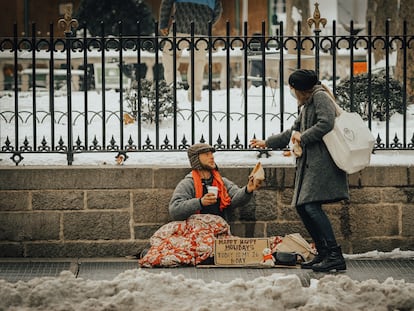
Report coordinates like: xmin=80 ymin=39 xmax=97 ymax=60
xmin=0 ymin=258 xmax=413 ymax=286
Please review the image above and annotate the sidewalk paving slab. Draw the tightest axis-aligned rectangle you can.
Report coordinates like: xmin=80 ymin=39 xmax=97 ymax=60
xmin=0 ymin=258 xmax=413 ymax=287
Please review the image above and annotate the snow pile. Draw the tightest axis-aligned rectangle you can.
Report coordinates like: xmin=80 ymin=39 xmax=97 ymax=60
xmin=344 ymin=248 xmax=414 ymax=260
xmin=1 ymin=269 xmax=414 ymax=311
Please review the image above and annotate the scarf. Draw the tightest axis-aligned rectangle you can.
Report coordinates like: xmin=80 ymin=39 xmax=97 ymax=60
xmin=192 ymin=169 xmax=231 ymax=211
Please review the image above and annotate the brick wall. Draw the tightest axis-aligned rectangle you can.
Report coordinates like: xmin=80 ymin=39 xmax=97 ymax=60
xmin=0 ymin=166 xmax=413 ymax=258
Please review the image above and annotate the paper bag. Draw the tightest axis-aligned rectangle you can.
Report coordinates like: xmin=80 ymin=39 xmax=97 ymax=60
xmin=292 ymin=141 xmax=302 ymax=157
xmin=249 ymin=162 xmax=265 ymax=187
xmin=275 ymin=233 xmax=316 ymax=260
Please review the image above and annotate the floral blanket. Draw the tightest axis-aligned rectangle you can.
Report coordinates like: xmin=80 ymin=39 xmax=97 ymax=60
xmin=139 ymin=214 xmax=232 ymax=267
xmin=138 ymin=214 xmax=307 ymax=268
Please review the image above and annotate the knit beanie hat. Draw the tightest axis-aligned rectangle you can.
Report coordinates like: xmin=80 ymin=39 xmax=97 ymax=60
xmin=187 ymin=143 xmax=216 ymax=170
xmin=288 ymin=69 xmax=318 ymax=91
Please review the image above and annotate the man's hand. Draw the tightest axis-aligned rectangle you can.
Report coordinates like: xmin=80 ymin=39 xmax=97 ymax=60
xmin=200 ymin=192 xmax=217 ymax=206
xmin=246 ymin=175 xmax=261 ymax=193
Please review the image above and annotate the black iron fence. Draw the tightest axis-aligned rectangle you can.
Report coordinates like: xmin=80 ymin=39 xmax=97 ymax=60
xmin=0 ymin=17 xmax=413 ymax=165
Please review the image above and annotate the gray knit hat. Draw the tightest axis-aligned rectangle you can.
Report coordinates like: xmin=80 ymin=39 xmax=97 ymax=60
xmin=187 ymin=143 xmax=216 ymax=170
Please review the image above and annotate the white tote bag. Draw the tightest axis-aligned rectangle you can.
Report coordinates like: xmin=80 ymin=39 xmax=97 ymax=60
xmin=323 ymin=101 xmax=375 ymax=174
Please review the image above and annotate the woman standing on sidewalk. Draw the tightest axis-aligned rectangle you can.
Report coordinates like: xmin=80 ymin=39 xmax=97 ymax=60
xmin=250 ymin=69 xmax=349 ymax=272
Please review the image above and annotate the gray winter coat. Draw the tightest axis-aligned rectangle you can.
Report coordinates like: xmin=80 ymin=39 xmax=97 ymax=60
xmin=266 ymin=85 xmax=349 ymax=207
xmin=159 ymin=0 xmax=222 ymax=35
xmin=169 ymin=172 xmax=253 ymax=221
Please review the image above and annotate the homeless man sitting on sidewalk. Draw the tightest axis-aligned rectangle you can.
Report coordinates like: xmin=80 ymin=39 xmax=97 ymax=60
xmin=138 ymin=143 xmax=262 ymax=267
xmin=169 ymin=143 xmax=261 ymax=221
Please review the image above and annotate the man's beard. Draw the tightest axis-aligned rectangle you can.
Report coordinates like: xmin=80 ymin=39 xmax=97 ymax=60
xmin=201 ymin=162 xmax=216 ymax=170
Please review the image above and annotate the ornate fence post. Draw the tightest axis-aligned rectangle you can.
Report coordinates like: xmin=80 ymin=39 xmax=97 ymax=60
xmin=307 ymin=2 xmax=327 ymax=78
xmin=58 ymin=5 xmax=78 ymax=165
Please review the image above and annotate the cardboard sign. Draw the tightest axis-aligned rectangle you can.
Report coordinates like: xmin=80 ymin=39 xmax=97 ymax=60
xmin=214 ymin=238 xmax=269 ymax=266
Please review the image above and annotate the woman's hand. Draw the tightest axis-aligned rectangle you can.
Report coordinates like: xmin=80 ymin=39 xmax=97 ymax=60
xmin=250 ymin=139 xmax=266 ymax=149
xmin=291 ymin=131 xmax=301 ymax=144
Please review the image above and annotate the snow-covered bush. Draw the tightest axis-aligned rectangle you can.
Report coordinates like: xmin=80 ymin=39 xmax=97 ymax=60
xmin=336 ymin=70 xmax=404 ymax=121
xmin=125 ymin=79 xmax=175 ymax=124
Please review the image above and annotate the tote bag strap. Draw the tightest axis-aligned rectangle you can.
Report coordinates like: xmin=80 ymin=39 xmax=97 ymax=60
xmin=327 ymin=97 xmax=344 ymax=117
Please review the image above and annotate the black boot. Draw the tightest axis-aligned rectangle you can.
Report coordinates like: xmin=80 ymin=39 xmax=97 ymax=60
xmin=312 ymin=245 xmax=346 ymax=272
xmin=301 ymin=247 xmax=328 ymax=269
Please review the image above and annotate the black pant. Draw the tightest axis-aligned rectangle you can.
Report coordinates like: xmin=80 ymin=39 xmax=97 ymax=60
xmin=296 ymin=202 xmax=338 ymax=250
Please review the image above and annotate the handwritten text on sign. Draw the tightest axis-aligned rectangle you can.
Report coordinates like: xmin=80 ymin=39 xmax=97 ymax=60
xmin=214 ymin=238 xmax=269 ymax=265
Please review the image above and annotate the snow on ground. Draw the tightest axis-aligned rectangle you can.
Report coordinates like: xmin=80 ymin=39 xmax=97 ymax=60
xmin=1 ymin=85 xmax=413 ymax=167
xmin=1 ymin=148 xmax=414 ymax=168
xmin=1 ymin=261 xmax=414 ymax=311
xmin=344 ymin=248 xmax=414 ymax=260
